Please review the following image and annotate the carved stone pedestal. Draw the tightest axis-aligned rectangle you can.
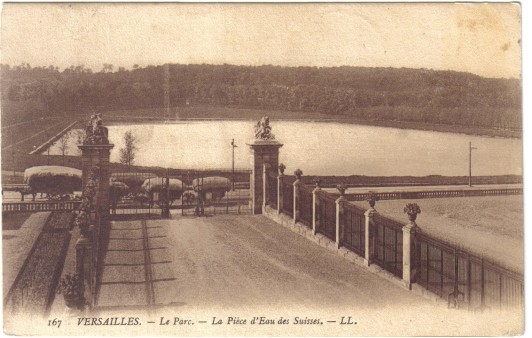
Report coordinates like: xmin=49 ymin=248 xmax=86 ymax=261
xmin=247 ymin=140 xmax=283 ymax=215
xmin=78 ymin=144 xmax=114 ymax=215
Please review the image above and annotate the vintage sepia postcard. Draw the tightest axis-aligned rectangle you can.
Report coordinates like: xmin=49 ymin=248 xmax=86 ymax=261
xmin=0 ymin=2 xmax=524 ymax=336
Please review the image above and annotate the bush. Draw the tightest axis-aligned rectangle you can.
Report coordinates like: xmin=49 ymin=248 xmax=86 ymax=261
xmin=23 ymin=166 xmax=82 ymax=194
xmin=192 ymin=176 xmax=231 ymax=192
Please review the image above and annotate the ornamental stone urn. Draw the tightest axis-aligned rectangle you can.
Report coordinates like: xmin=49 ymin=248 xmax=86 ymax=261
xmin=366 ymin=192 xmax=378 ymax=208
xmin=56 ymin=273 xmax=83 ymax=310
xmin=404 ymin=203 xmax=421 ymax=222
xmin=278 ymin=163 xmax=286 ymax=175
xmin=294 ymin=169 xmax=303 ymax=180
xmin=336 ymin=184 xmax=347 ymax=196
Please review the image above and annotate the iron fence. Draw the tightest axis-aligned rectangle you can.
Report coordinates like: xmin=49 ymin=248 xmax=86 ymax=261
xmin=268 ymin=170 xmax=523 ymax=311
xmin=298 ymin=184 xmax=313 ymax=228
xmin=416 ymin=232 xmax=523 ymax=310
xmin=316 ymin=190 xmax=336 ymax=242
xmin=373 ymin=213 xmax=403 ymax=278
xmin=341 ymin=202 xmax=366 ymax=257
xmin=281 ymin=179 xmax=294 ymax=217
xmin=268 ymin=170 xmax=278 ymax=208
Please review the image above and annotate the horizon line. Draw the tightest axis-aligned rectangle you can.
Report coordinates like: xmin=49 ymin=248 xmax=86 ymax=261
xmin=0 ymin=61 xmax=521 ymax=81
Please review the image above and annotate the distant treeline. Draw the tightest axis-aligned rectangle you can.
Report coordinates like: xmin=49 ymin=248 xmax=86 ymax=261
xmin=0 ymin=63 xmax=521 ymax=130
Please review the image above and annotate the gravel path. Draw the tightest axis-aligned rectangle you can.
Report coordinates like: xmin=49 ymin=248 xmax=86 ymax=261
xmin=100 ymin=215 xmax=429 ymax=309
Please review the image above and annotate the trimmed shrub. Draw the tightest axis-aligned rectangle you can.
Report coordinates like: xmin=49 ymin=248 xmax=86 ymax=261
xmin=23 ymin=166 xmax=82 ymax=194
xmin=111 ymin=173 xmax=157 ymax=192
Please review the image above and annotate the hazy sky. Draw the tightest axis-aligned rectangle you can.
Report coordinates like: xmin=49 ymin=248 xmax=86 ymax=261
xmin=0 ymin=3 xmax=521 ymax=79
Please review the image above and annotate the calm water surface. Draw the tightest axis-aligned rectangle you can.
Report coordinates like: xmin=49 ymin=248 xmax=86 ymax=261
xmin=49 ymin=121 xmax=522 ymax=176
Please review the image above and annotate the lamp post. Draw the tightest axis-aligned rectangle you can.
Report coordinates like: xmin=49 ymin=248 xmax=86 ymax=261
xmin=162 ymin=167 xmax=170 ymax=218
xmin=12 ymin=145 xmax=15 ymax=177
xmin=469 ymin=142 xmax=477 ymax=187
xmin=46 ymin=131 xmax=51 ymax=165
xmin=231 ymin=138 xmax=238 ymax=190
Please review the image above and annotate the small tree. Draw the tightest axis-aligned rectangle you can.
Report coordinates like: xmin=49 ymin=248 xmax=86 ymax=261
xmin=119 ymin=131 xmax=138 ymax=171
xmin=58 ymin=133 xmax=69 ymax=165
xmin=65 ymin=129 xmax=86 ymax=157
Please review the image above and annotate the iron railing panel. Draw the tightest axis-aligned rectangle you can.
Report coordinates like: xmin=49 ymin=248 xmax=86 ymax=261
xmin=373 ymin=214 xmax=403 ymax=278
xmin=298 ymin=184 xmax=313 ymax=228
xmin=415 ymin=232 xmax=523 ymax=310
xmin=268 ymin=170 xmax=278 ymax=207
xmin=281 ymin=180 xmax=294 ymax=217
xmin=316 ymin=191 xmax=336 ymax=242
xmin=342 ymin=203 xmax=366 ymax=257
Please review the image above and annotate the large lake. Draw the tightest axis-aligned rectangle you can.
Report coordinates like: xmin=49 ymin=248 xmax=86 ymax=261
xmin=49 ymin=121 xmax=522 ymax=176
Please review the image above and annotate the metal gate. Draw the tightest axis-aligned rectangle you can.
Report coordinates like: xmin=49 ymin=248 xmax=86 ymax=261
xmin=110 ymin=172 xmax=162 ymax=217
xmin=179 ymin=169 xmax=251 ymax=216
xmin=110 ymin=169 xmax=251 ymax=218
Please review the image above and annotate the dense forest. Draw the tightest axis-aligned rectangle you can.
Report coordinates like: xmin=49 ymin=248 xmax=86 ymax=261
xmin=0 ymin=63 xmax=521 ymax=130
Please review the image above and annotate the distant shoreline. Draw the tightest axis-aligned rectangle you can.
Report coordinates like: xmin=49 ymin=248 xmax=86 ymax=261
xmin=103 ymin=115 xmax=521 ymax=139
xmin=88 ymin=104 xmax=521 ymax=139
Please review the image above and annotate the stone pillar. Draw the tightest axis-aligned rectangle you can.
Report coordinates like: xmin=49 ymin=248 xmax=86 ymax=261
xmin=364 ymin=207 xmax=377 ymax=267
xmin=262 ymin=164 xmax=269 ymax=212
xmin=277 ymin=173 xmax=283 ymax=214
xmin=335 ymin=197 xmax=345 ymax=249
xmin=247 ymin=140 xmax=283 ymax=215
xmin=293 ymin=169 xmax=302 ymax=224
xmin=78 ymin=144 xmax=114 ymax=216
xmin=402 ymin=204 xmax=421 ymax=289
xmin=402 ymin=221 xmax=417 ymax=289
xmin=312 ymin=179 xmax=322 ymax=236
xmin=335 ymin=184 xmax=347 ymax=249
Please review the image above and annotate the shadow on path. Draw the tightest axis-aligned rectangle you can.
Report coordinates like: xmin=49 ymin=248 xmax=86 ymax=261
xmin=96 ymin=219 xmax=176 ymax=310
